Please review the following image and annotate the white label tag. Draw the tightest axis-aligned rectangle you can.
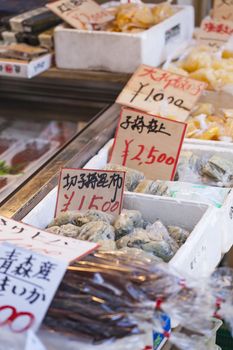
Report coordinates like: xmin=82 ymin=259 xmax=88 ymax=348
xmin=0 ymin=243 xmax=67 ymax=333
xmin=0 ymin=215 xmax=98 ymax=263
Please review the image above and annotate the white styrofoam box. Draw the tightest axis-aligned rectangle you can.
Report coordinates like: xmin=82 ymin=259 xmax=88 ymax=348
xmin=84 ymin=138 xmax=233 ymax=254
xmin=184 ymin=138 xmax=233 ymax=149
xmin=23 ymin=186 xmax=218 ymax=278
xmin=54 ymin=4 xmax=194 ymax=73
xmin=0 ymin=53 xmax=52 ymax=78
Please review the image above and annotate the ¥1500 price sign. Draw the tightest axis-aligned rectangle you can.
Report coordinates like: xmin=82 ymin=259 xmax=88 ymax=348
xmin=55 ymin=168 xmax=125 ymax=217
xmin=110 ymin=107 xmax=187 ymax=181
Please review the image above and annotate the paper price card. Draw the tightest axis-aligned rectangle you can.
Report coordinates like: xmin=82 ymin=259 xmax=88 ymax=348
xmin=55 ymin=168 xmax=125 ymax=217
xmin=47 ymin=0 xmax=113 ymax=29
xmin=197 ymin=17 xmax=233 ymax=50
xmin=0 ymin=215 xmax=98 ymax=263
xmin=116 ymin=65 xmax=207 ymax=122
xmin=0 ymin=243 xmax=67 ymax=333
xmin=213 ymin=0 xmax=233 ymax=21
xmin=110 ymin=107 xmax=187 ymax=181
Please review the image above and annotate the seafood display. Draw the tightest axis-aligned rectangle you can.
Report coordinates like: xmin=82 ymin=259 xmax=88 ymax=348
xmin=107 ymin=152 xmax=233 ymax=189
xmin=43 ymin=250 xmax=179 ymax=342
xmin=176 ymin=152 xmax=233 ymax=187
xmin=47 ymin=209 xmax=190 ymax=262
xmin=0 ymin=118 xmax=78 ymax=197
xmin=168 ymin=45 xmax=233 ymax=91
xmin=187 ymin=103 xmax=233 ymax=142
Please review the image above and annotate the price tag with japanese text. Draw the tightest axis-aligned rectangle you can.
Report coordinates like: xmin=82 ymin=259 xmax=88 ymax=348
xmin=47 ymin=0 xmax=113 ymax=29
xmin=110 ymin=107 xmax=187 ymax=181
xmin=0 ymin=243 xmax=67 ymax=333
xmin=197 ymin=17 xmax=233 ymax=50
xmin=55 ymin=168 xmax=125 ymax=217
xmin=213 ymin=0 xmax=233 ymax=21
xmin=0 ymin=215 xmax=98 ymax=262
xmin=116 ymin=65 xmax=207 ymax=122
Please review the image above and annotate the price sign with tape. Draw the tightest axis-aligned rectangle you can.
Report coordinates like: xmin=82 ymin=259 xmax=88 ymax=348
xmin=0 ymin=243 xmax=67 ymax=333
xmin=116 ymin=65 xmax=207 ymax=122
xmin=55 ymin=168 xmax=125 ymax=217
xmin=47 ymin=0 xmax=113 ymax=29
xmin=213 ymin=0 xmax=233 ymax=21
xmin=110 ymin=107 xmax=187 ymax=181
xmin=0 ymin=215 xmax=98 ymax=263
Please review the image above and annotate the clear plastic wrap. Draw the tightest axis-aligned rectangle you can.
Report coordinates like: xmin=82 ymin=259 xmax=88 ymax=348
xmin=1 ymin=253 xmax=233 ymax=350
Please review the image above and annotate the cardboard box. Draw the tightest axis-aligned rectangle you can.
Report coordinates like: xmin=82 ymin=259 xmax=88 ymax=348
xmin=54 ymin=4 xmax=194 ymax=73
xmin=0 ymin=53 xmax=52 ymax=78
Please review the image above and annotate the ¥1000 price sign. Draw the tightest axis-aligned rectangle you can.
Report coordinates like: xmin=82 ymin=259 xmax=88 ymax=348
xmin=116 ymin=65 xmax=207 ymax=122
xmin=110 ymin=107 xmax=187 ymax=181
xmin=55 ymin=168 xmax=125 ymax=216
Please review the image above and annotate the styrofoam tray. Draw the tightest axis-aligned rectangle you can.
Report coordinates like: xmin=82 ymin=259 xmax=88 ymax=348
xmin=54 ymin=4 xmax=194 ymax=73
xmin=83 ymin=138 xmax=233 ymax=254
xmin=23 ymin=181 xmax=218 ymax=278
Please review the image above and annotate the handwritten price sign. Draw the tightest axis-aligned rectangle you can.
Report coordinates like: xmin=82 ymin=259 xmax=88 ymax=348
xmin=47 ymin=0 xmax=113 ymax=29
xmin=0 ymin=215 xmax=98 ymax=262
xmin=0 ymin=243 xmax=67 ymax=333
xmin=116 ymin=65 xmax=207 ymax=122
xmin=55 ymin=168 xmax=125 ymax=217
xmin=213 ymin=0 xmax=233 ymax=21
xmin=110 ymin=107 xmax=187 ymax=181
xmin=197 ymin=17 xmax=233 ymax=49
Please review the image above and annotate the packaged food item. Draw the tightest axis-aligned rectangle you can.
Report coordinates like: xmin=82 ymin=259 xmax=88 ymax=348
xmin=103 ymin=2 xmax=174 ymax=33
xmin=43 ymin=250 xmax=176 ymax=342
xmin=43 ymin=251 xmax=233 ymax=349
xmin=105 ymin=164 xmax=230 ymax=207
xmin=186 ymin=102 xmax=233 ymax=142
xmin=176 ymin=151 xmax=233 ymax=187
xmin=167 ymin=45 xmax=233 ymax=90
xmin=47 ymin=209 xmax=190 ymax=262
xmin=9 ymin=7 xmax=49 ymax=32
xmin=0 ymin=43 xmax=48 ymax=60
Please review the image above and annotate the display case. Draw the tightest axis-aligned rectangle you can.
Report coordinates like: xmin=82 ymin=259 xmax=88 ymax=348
xmin=0 ymin=69 xmax=123 ymax=206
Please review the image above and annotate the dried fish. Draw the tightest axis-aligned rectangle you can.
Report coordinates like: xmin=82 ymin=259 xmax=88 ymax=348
xmin=114 ymin=209 xmax=144 ymax=240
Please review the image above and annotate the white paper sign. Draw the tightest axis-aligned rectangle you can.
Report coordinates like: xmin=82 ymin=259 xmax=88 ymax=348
xmin=0 ymin=215 xmax=98 ymax=263
xmin=0 ymin=243 xmax=67 ymax=333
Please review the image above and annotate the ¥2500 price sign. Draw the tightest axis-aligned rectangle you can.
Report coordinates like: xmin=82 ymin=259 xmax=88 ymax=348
xmin=110 ymin=107 xmax=187 ymax=181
